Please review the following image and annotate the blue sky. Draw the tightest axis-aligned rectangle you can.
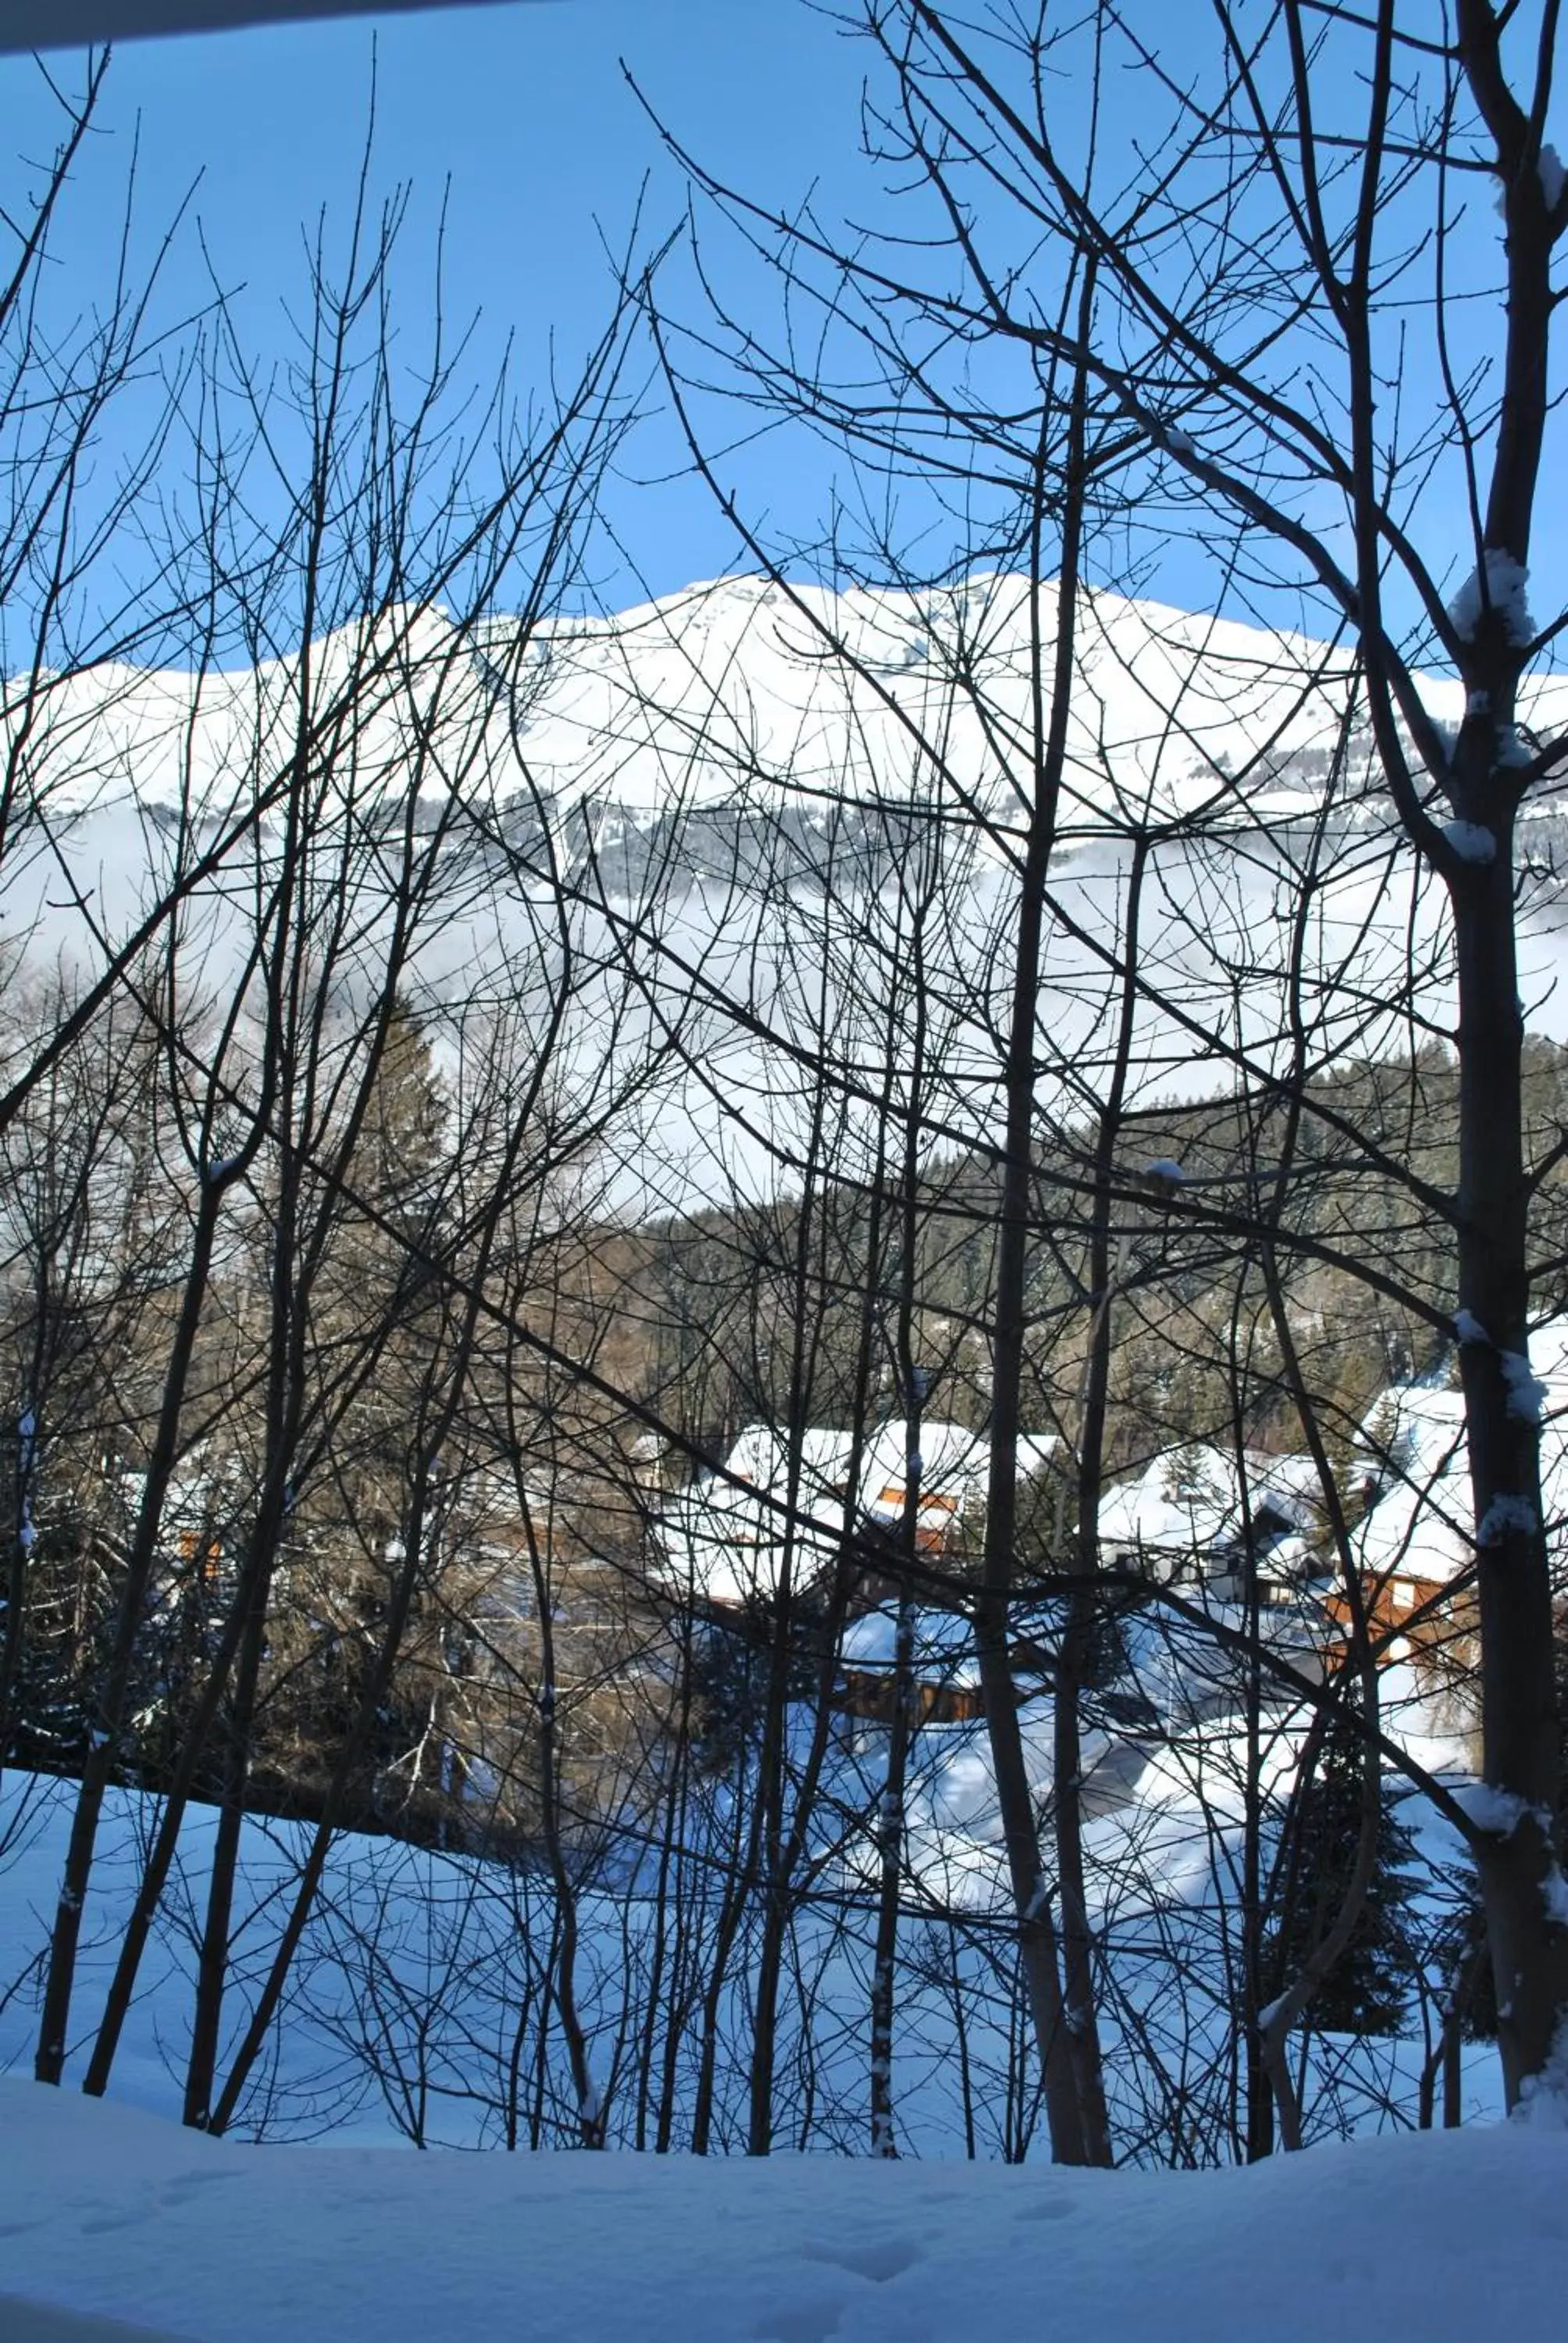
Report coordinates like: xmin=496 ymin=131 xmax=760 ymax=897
xmin=2 ymin=2 xmax=1556 ymax=647
xmin=4 ymin=2 xmax=880 ymax=610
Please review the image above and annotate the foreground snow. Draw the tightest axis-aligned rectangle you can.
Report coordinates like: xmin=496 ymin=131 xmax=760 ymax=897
xmin=0 ymin=2079 xmax=1565 ymax=2342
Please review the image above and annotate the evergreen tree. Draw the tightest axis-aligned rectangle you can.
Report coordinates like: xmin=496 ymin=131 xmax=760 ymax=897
xmin=357 ymin=1000 xmax=449 ymax=1245
xmin=1267 ymin=1717 xmax=1422 ymax=2038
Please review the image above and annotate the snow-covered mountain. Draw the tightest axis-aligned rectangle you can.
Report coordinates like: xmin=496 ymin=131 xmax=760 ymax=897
xmin=15 ymin=569 xmax=1512 ymax=828
xmin=8 ymin=574 xmax=1568 ymax=1214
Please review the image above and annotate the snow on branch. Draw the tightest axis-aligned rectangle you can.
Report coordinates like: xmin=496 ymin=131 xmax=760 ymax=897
xmin=1442 ymin=818 xmax=1497 ymax=864
xmin=1500 ymin=1352 xmax=1549 ymax=1425
xmin=1449 ymin=549 xmax=1536 ymax=647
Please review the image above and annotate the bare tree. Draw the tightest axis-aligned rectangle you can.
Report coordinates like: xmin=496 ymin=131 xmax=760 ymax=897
xmin=629 ymin=0 xmax=1568 ymax=2130
xmin=0 ymin=68 xmax=652 ymax=2110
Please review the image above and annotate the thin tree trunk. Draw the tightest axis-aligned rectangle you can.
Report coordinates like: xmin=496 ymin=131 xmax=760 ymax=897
xmin=975 ymin=301 xmax=1101 ymax=2165
xmin=1055 ymin=836 xmax=1149 ymax=2170
xmin=34 ymin=1179 xmax=226 ymax=2084
xmin=869 ymin=1574 xmax=916 ymax=2156
xmin=181 ymin=1577 xmax=269 ymax=2129
xmin=1451 ymin=874 xmax=1568 ymax=2103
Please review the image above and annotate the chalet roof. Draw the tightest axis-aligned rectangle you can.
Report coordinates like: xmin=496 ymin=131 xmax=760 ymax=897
xmin=839 ymin=1603 xmax=985 ymax=1689
xmin=837 ymin=1590 xmax=1084 ymax=1695
xmin=651 ymin=1418 xmax=1058 ymax=1611
xmin=1351 ymin=1317 xmax=1568 ymax=1588
xmin=1096 ymin=1446 xmax=1316 ymax=1562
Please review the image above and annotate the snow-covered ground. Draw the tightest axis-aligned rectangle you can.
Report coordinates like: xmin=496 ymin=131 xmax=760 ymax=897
xmin=0 ymin=2075 xmax=1564 ymax=2343
xmin=0 ymin=1606 xmax=1523 ymax=2338
xmin=0 ymin=1652 xmax=1502 ymax=2170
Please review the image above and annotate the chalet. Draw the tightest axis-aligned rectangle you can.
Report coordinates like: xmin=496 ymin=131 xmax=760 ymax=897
xmin=835 ymin=1603 xmax=989 ymax=1724
xmin=1096 ymin=1445 xmax=1320 ymax=1601
xmin=829 ymin=1587 xmax=1099 ymax=1725
xmin=1324 ymin=1320 xmax=1568 ymax=1665
xmin=1324 ymin=1384 xmax=1470 ymax=1663
xmin=628 ymin=1431 xmax=675 ymax=1494
xmin=649 ymin=1418 xmax=1060 ymax=1616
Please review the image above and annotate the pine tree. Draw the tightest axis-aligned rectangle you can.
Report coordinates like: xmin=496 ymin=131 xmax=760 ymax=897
xmin=357 ymin=1000 xmax=449 ymax=1245
xmin=1267 ymin=1717 xmax=1422 ymax=2037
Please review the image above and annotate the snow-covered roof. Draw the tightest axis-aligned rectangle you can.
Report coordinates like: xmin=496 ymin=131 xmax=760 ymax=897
xmin=651 ymin=1418 xmax=1058 ymax=1610
xmin=1355 ymin=1381 xmax=1468 ymax=1479
xmin=858 ymin=1419 xmax=1029 ymax=1537
xmin=1096 ymin=1446 xmax=1317 ymax=1564
xmin=1349 ymin=1318 xmax=1568 ymax=1588
xmin=839 ymin=1603 xmax=985 ymax=1689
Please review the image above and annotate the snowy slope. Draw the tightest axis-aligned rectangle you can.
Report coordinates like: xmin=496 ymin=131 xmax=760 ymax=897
xmin=9 ymin=572 xmax=1568 ymax=1221
xmin=0 ymin=1708 xmax=1499 ymax=2166
xmin=15 ymin=570 xmax=1551 ymax=843
xmin=1 ymin=2076 xmax=1565 ymax=2343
